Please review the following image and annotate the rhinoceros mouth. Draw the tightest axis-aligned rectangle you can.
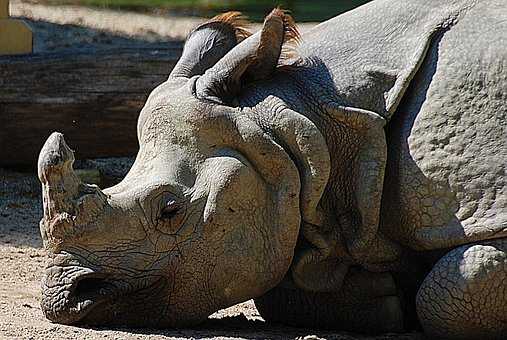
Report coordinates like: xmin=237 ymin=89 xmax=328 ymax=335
xmin=41 ymin=266 xmax=131 ymax=325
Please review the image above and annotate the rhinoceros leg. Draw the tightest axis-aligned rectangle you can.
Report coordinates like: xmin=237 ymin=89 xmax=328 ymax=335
xmin=416 ymin=239 xmax=507 ymax=339
xmin=254 ymin=269 xmax=404 ymax=333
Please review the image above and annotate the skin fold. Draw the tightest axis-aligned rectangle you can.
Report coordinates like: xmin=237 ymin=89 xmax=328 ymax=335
xmin=38 ymin=1 xmax=506 ymax=339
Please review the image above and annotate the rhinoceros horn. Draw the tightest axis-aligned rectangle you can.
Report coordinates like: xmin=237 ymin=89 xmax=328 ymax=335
xmin=38 ymin=132 xmax=107 ymax=250
xmin=38 ymin=132 xmax=81 ymax=216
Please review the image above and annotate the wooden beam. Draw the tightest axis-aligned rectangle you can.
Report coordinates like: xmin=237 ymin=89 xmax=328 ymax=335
xmin=0 ymin=46 xmax=182 ymax=168
xmin=0 ymin=0 xmax=33 ymax=55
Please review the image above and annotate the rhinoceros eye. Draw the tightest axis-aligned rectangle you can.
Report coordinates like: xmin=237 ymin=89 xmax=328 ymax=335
xmin=160 ymin=200 xmax=184 ymax=220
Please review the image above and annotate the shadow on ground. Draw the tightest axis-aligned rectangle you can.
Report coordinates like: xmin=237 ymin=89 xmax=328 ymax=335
xmin=79 ymin=314 xmax=425 ymax=340
xmin=24 ymin=18 xmax=183 ymax=54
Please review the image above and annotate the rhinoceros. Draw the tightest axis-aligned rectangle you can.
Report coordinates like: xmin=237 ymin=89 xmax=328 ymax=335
xmin=37 ymin=0 xmax=506 ymax=338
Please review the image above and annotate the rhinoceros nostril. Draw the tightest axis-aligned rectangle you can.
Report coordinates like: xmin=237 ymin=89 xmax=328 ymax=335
xmin=73 ymin=277 xmax=112 ymax=298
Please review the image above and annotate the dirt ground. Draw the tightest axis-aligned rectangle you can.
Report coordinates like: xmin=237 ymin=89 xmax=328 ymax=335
xmin=2 ymin=2 xmax=424 ymax=339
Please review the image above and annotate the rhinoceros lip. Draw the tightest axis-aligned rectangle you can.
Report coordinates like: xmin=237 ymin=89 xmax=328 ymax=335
xmin=41 ymin=267 xmax=129 ymax=325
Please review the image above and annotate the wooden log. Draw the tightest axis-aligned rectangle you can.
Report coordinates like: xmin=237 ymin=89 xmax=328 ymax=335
xmin=0 ymin=46 xmax=182 ymax=168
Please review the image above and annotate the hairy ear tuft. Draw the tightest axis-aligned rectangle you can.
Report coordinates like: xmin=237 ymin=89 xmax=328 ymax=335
xmin=209 ymin=11 xmax=252 ymax=42
xmin=195 ymin=8 xmax=301 ymax=103
xmin=267 ymin=8 xmax=301 ymax=64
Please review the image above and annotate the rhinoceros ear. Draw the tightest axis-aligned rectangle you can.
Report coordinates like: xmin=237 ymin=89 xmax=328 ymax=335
xmin=195 ymin=8 xmax=300 ymax=103
xmin=169 ymin=12 xmax=251 ymax=79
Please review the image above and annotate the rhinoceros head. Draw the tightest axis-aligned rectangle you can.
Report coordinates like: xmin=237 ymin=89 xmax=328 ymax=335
xmin=38 ymin=10 xmax=319 ymax=327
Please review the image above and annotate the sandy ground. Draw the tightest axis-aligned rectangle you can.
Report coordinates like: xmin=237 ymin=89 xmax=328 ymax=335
xmin=2 ymin=2 xmax=423 ymax=339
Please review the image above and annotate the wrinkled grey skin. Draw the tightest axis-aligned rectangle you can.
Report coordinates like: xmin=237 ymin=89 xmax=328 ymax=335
xmin=38 ymin=1 xmax=506 ymax=339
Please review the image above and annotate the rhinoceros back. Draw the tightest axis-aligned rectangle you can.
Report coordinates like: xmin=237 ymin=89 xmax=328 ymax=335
xmin=297 ymin=0 xmax=477 ymax=120
xmin=381 ymin=0 xmax=507 ymax=250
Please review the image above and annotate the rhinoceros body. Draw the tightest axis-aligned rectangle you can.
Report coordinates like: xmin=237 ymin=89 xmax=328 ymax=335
xmin=38 ymin=0 xmax=506 ymax=339
xmin=291 ymin=0 xmax=506 ymax=252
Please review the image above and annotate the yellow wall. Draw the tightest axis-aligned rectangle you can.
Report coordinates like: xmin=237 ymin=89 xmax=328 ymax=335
xmin=0 ymin=0 xmax=33 ymax=55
